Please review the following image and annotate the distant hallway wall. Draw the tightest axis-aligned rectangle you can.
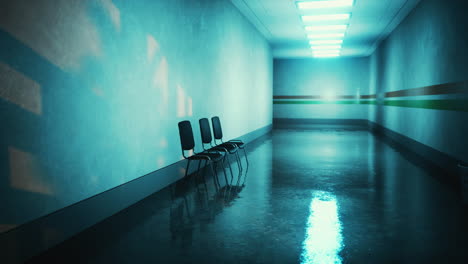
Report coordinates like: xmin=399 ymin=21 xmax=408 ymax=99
xmin=273 ymin=58 xmax=370 ymax=120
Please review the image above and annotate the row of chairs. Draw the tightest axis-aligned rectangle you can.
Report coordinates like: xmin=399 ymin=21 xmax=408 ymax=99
xmin=178 ymin=116 xmax=248 ymax=189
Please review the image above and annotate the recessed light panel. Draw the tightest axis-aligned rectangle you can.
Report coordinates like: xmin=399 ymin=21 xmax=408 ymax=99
xmin=305 ymin=25 xmax=348 ymax=31
xmin=297 ymin=0 xmax=354 ymax=9
xmin=313 ymin=53 xmax=340 ymax=58
xmin=308 ymin=33 xmax=345 ymax=39
xmin=311 ymin=45 xmax=342 ymax=50
xmin=313 ymin=49 xmax=341 ymax=54
xmin=310 ymin=39 xmax=343 ymax=45
xmin=302 ymin=14 xmax=350 ymax=22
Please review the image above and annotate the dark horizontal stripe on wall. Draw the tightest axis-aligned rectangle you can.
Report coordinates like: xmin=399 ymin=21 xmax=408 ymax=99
xmin=384 ymin=99 xmax=468 ymax=111
xmin=273 ymin=100 xmax=377 ymax=105
xmin=274 ymin=95 xmax=357 ymax=100
xmin=358 ymin=100 xmax=378 ymax=105
xmin=274 ymin=95 xmax=377 ymax=100
xmin=274 ymin=95 xmax=322 ymax=99
xmin=273 ymin=100 xmax=359 ymax=105
xmin=385 ymin=81 xmax=468 ymax=98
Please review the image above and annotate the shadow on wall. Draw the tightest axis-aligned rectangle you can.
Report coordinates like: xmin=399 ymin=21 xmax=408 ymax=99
xmin=0 ymin=0 xmax=195 ymax=233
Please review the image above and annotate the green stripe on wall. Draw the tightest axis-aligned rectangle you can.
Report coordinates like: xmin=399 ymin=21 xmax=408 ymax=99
xmin=273 ymin=100 xmax=359 ymax=105
xmin=383 ymin=99 xmax=468 ymax=111
xmin=273 ymin=100 xmax=377 ymax=105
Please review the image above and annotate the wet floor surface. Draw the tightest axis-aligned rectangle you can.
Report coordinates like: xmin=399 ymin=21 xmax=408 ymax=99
xmin=28 ymin=126 xmax=468 ymax=263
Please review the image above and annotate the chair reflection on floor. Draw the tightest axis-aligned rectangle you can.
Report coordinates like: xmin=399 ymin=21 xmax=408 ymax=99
xmin=169 ymin=163 xmax=248 ymax=245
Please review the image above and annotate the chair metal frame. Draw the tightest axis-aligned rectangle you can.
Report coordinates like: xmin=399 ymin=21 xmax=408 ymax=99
xmin=178 ymin=120 xmax=228 ymax=190
xmin=199 ymin=118 xmax=242 ymax=184
xmin=211 ymin=116 xmax=249 ymax=170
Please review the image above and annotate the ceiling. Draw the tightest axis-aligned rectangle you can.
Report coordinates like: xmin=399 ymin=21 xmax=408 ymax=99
xmin=230 ymin=0 xmax=421 ymax=58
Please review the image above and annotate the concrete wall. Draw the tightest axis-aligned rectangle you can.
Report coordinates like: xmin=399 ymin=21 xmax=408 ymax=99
xmin=273 ymin=57 xmax=370 ymax=120
xmin=368 ymin=0 xmax=468 ymax=164
xmin=0 ymin=0 xmax=272 ymax=233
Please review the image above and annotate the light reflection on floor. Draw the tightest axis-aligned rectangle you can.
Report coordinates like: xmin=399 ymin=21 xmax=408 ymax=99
xmin=301 ymin=191 xmax=344 ymax=264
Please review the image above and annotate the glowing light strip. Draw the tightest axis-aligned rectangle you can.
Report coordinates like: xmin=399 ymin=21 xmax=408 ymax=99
xmin=308 ymin=33 xmax=345 ymax=39
xmin=310 ymin=39 xmax=343 ymax=45
xmin=302 ymin=14 xmax=350 ymax=22
xmin=311 ymin=45 xmax=342 ymax=50
xmin=306 ymin=25 xmax=348 ymax=31
xmin=313 ymin=54 xmax=340 ymax=58
xmin=297 ymin=0 xmax=354 ymax=9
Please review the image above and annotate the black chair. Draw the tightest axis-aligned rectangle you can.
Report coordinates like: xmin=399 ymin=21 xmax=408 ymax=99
xmin=178 ymin=120 xmax=228 ymax=189
xmin=199 ymin=118 xmax=241 ymax=182
xmin=211 ymin=116 xmax=249 ymax=168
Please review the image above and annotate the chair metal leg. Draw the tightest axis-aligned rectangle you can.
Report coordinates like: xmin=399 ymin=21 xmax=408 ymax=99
xmin=235 ymin=151 xmax=243 ymax=172
xmin=220 ymin=158 xmax=230 ymax=187
xmin=224 ymin=154 xmax=235 ymax=181
xmin=210 ymin=161 xmax=220 ymax=190
xmin=225 ymin=155 xmax=234 ymax=185
xmin=192 ymin=159 xmax=203 ymax=190
xmin=242 ymin=147 xmax=249 ymax=174
xmin=201 ymin=160 xmax=209 ymax=192
xmin=243 ymin=147 xmax=249 ymax=167
xmin=184 ymin=159 xmax=191 ymax=178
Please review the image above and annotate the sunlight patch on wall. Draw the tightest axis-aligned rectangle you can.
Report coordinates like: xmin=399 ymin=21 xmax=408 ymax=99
xmin=147 ymin=35 xmax=160 ymax=62
xmin=157 ymin=157 xmax=166 ymax=167
xmin=91 ymin=86 xmax=105 ymax=97
xmin=153 ymin=57 xmax=169 ymax=112
xmin=187 ymin=96 xmax=193 ymax=117
xmin=159 ymin=138 xmax=168 ymax=148
xmin=0 ymin=0 xmax=102 ymax=71
xmin=100 ymin=0 xmax=121 ymax=32
xmin=8 ymin=146 xmax=53 ymax=195
xmin=301 ymin=191 xmax=344 ymax=264
xmin=177 ymin=84 xmax=186 ymax=117
xmin=0 ymin=62 xmax=42 ymax=115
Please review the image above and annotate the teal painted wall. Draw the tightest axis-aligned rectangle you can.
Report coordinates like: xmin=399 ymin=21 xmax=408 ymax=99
xmin=368 ymin=0 xmax=468 ymax=163
xmin=0 ymin=0 xmax=272 ymax=232
xmin=273 ymin=58 xmax=370 ymax=119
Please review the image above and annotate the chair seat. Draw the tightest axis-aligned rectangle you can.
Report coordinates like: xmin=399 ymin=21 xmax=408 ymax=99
xmin=228 ymin=141 xmax=245 ymax=148
xmin=200 ymin=151 xmax=225 ymax=161
xmin=216 ymin=143 xmax=238 ymax=153
xmin=188 ymin=151 xmax=224 ymax=162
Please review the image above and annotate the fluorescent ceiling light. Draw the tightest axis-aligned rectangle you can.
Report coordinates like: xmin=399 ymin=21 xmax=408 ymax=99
xmin=310 ymin=39 xmax=343 ymax=45
xmin=306 ymin=25 xmax=348 ymax=31
xmin=308 ymin=33 xmax=345 ymax=39
xmin=312 ymin=50 xmax=340 ymax=55
xmin=311 ymin=45 xmax=342 ymax=50
xmin=312 ymin=52 xmax=341 ymax=57
xmin=313 ymin=54 xmax=340 ymax=58
xmin=302 ymin=14 xmax=350 ymax=22
xmin=297 ymin=0 xmax=354 ymax=9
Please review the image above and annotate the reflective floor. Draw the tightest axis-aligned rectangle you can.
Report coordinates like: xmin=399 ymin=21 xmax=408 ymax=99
xmin=28 ymin=126 xmax=468 ymax=263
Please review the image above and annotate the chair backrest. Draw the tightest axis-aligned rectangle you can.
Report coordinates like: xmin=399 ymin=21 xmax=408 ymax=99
xmin=178 ymin=120 xmax=195 ymax=151
xmin=199 ymin=118 xmax=213 ymax=144
xmin=211 ymin=116 xmax=223 ymax=140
